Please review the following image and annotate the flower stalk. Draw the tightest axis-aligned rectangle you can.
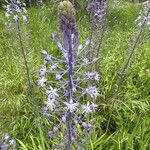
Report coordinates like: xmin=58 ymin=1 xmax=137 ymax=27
xmin=87 ymin=0 xmax=108 ymax=71
xmin=106 ymin=2 xmax=150 ymax=132
xmin=4 ymin=0 xmax=32 ymax=96
xmin=39 ymin=1 xmax=99 ymax=149
xmin=16 ymin=19 xmax=32 ymax=95
xmin=117 ymin=2 xmax=150 ymax=86
xmin=67 ymin=24 xmax=74 ymax=150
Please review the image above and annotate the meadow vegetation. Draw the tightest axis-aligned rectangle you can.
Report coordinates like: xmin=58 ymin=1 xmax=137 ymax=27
xmin=0 ymin=1 xmax=150 ymax=149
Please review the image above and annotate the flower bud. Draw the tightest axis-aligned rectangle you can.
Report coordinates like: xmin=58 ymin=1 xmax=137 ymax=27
xmin=58 ymin=0 xmax=79 ymax=51
xmin=58 ymin=1 xmax=75 ymax=21
xmin=58 ymin=1 xmax=76 ymax=34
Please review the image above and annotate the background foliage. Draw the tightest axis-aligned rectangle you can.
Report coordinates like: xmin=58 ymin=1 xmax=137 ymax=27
xmin=0 ymin=0 xmax=150 ymax=149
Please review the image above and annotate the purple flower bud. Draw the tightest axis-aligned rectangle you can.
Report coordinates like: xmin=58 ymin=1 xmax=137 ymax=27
xmin=62 ymin=115 xmax=66 ymax=123
xmin=41 ymin=107 xmax=48 ymax=114
xmin=0 ymin=133 xmax=16 ymax=150
xmin=48 ymin=131 xmax=54 ymax=137
xmin=58 ymin=0 xmax=79 ymax=51
xmin=38 ymin=76 xmax=47 ymax=87
xmin=41 ymin=50 xmax=52 ymax=62
xmin=85 ymin=72 xmax=100 ymax=81
xmin=87 ymin=0 xmax=108 ymax=25
xmin=39 ymin=65 xmax=46 ymax=77
xmin=88 ymin=124 xmax=93 ymax=131
xmin=82 ymin=122 xmax=88 ymax=129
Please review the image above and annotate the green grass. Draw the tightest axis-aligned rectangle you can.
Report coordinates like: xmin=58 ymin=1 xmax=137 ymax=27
xmin=0 ymin=2 xmax=150 ymax=150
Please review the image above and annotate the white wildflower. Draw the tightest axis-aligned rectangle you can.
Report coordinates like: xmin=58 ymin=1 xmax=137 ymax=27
xmin=38 ymin=76 xmax=47 ymax=87
xmin=13 ymin=15 xmax=18 ymax=21
xmin=46 ymin=86 xmax=59 ymax=100
xmin=49 ymin=64 xmax=58 ymax=71
xmin=56 ymin=74 xmax=62 ymax=80
xmin=22 ymin=15 xmax=28 ymax=22
xmin=85 ymin=72 xmax=100 ymax=81
xmin=39 ymin=65 xmax=46 ymax=77
xmin=9 ymin=139 xmax=16 ymax=146
xmin=5 ymin=12 xmax=10 ymax=18
xmin=45 ymin=98 xmax=56 ymax=111
xmin=82 ymin=86 xmax=99 ymax=98
xmin=82 ymin=102 xmax=92 ymax=114
xmin=91 ymin=102 xmax=98 ymax=111
xmin=83 ymin=58 xmax=89 ymax=64
xmin=65 ymin=100 xmax=78 ymax=112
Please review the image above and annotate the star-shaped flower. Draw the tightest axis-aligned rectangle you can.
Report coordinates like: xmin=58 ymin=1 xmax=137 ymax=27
xmin=85 ymin=72 xmax=100 ymax=81
xmin=46 ymin=86 xmax=59 ymax=100
xmin=49 ymin=64 xmax=58 ymax=71
xmin=82 ymin=58 xmax=89 ymax=64
xmin=91 ymin=102 xmax=98 ymax=111
xmin=39 ymin=65 xmax=46 ymax=77
xmin=65 ymin=100 xmax=78 ymax=112
xmin=45 ymin=98 xmax=56 ymax=111
xmin=38 ymin=76 xmax=47 ymax=87
xmin=41 ymin=50 xmax=52 ymax=62
xmin=82 ymin=102 xmax=92 ymax=114
xmin=9 ymin=139 xmax=16 ymax=146
xmin=82 ymin=86 xmax=99 ymax=98
xmin=13 ymin=15 xmax=18 ymax=21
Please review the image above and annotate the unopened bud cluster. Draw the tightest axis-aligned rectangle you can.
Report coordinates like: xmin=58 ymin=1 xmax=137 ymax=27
xmin=87 ymin=0 xmax=108 ymax=27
